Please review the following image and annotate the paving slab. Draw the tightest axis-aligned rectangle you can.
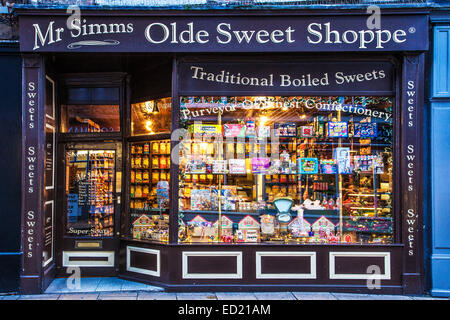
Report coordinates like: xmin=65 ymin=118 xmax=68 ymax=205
xmin=138 ymin=292 xmax=178 ymax=300
xmin=411 ymin=296 xmax=448 ymax=300
xmin=364 ymin=294 xmax=413 ymax=300
xmin=331 ymin=293 xmax=376 ymax=300
xmin=1 ymin=295 xmax=20 ymax=300
xmin=215 ymin=292 xmax=258 ymax=300
xmin=121 ymin=280 xmax=161 ymax=291
xmin=292 ymin=292 xmax=337 ymax=300
xmin=98 ymin=291 xmax=138 ymax=300
xmin=58 ymin=293 xmax=100 ymax=300
xmin=99 ymin=296 xmax=138 ymax=300
xmin=253 ymin=292 xmax=296 ymax=300
xmin=46 ymin=277 xmax=102 ymax=293
xmin=96 ymin=278 xmax=127 ymax=292
xmin=177 ymin=292 xmax=218 ymax=300
xmin=19 ymin=294 xmax=60 ymax=300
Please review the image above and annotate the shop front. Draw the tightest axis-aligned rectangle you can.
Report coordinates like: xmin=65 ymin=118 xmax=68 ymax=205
xmin=17 ymin=7 xmax=428 ymax=294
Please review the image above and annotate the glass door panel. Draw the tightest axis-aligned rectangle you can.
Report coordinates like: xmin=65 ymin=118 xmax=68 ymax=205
xmin=66 ymin=149 xmax=115 ymax=237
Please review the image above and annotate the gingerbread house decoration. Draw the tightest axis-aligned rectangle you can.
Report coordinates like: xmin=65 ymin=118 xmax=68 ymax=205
xmin=288 ymin=217 xmax=312 ymax=237
xmin=312 ymin=216 xmax=335 ymax=233
xmin=238 ymin=215 xmax=261 ymax=242
xmin=213 ymin=215 xmax=233 ymax=237
xmin=132 ymin=214 xmax=152 ymax=239
xmin=189 ymin=215 xmax=215 ymax=242
xmin=189 ymin=215 xmax=207 ymax=224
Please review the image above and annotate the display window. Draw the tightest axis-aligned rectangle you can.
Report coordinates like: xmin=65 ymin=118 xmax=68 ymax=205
xmin=178 ymin=96 xmax=393 ymax=244
xmin=128 ymin=97 xmax=172 ymax=242
xmin=131 ymin=97 xmax=172 ymax=136
xmin=129 ymin=140 xmax=171 ymax=242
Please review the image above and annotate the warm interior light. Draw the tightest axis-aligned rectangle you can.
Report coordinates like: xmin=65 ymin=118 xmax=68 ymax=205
xmin=145 ymin=120 xmax=153 ymax=133
xmin=260 ymin=116 xmax=268 ymax=126
xmin=200 ymin=143 xmax=208 ymax=152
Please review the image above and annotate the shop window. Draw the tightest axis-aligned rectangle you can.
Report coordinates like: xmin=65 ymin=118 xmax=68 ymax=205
xmin=129 ymin=140 xmax=170 ymax=242
xmin=178 ymin=96 xmax=394 ymax=245
xmin=131 ymin=97 xmax=171 ymax=136
xmin=61 ymin=104 xmax=120 ymax=133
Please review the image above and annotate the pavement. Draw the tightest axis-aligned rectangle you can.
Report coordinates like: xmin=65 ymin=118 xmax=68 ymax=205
xmin=0 ymin=277 xmax=448 ymax=300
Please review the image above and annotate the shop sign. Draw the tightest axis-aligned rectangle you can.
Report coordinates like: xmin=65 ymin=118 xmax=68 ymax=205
xmin=22 ymin=58 xmax=42 ymax=274
xmin=178 ymin=61 xmax=394 ymax=94
xmin=402 ymin=55 xmax=423 ymax=261
xmin=19 ymin=14 xmax=428 ymax=52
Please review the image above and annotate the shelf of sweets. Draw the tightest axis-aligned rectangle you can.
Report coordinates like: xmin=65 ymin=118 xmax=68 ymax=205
xmin=347 ymin=206 xmax=392 ymax=210
xmin=342 ymin=227 xmax=393 ymax=234
xmin=346 ymin=193 xmax=392 ymax=197
xmin=130 ymin=209 xmax=169 ymax=217
xmin=342 ymin=215 xmax=392 ymax=220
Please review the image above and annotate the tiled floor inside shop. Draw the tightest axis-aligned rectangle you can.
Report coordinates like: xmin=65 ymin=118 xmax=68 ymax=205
xmin=0 ymin=277 xmax=448 ymax=300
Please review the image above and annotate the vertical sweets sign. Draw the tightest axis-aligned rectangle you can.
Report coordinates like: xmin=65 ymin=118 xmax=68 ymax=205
xmin=401 ymin=54 xmax=424 ymax=294
xmin=22 ymin=55 xmax=44 ymax=291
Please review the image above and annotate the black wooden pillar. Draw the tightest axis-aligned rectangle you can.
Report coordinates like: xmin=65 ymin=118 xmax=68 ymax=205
xmin=20 ymin=54 xmax=46 ymax=294
xmin=401 ymin=53 xmax=425 ymax=295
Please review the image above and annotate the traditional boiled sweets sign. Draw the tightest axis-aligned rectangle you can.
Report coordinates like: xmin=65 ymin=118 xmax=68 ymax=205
xmin=179 ymin=61 xmax=394 ymax=95
xmin=19 ymin=13 xmax=428 ymax=52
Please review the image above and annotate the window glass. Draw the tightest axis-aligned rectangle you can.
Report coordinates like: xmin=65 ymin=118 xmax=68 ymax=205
xmin=61 ymin=104 xmax=120 ymax=133
xmin=66 ymin=150 xmax=115 ymax=237
xmin=129 ymin=140 xmax=171 ymax=242
xmin=131 ymin=97 xmax=171 ymax=136
xmin=178 ymin=96 xmax=393 ymax=245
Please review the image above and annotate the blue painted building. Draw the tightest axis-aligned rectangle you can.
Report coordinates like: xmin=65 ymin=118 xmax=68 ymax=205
xmin=429 ymin=1 xmax=450 ymax=297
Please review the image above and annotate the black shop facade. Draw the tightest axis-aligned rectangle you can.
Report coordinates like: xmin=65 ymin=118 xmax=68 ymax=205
xmin=16 ymin=7 xmax=428 ymax=295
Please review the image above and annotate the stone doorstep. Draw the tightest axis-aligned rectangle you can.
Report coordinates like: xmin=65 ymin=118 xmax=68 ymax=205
xmin=2 ymin=291 xmax=445 ymax=300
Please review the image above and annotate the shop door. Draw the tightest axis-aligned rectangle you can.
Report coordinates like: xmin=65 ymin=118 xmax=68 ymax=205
xmin=58 ymin=142 xmax=122 ymax=277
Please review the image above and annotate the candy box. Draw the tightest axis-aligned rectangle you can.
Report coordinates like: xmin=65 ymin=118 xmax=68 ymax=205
xmin=354 ymin=123 xmax=377 ymax=138
xmin=327 ymin=122 xmax=348 ymax=138
xmin=223 ymin=124 xmax=246 ymax=138
xmin=274 ymin=122 xmax=297 ymax=137
xmin=300 ymin=126 xmax=314 ymax=138
xmin=298 ymin=158 xmax=319 ymax=174
xmin=251 ymin=157 xmax=270 ymax=174
xmin=320 ymin=159 xmax=337 ymax=174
